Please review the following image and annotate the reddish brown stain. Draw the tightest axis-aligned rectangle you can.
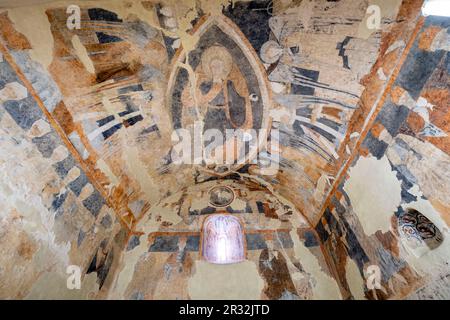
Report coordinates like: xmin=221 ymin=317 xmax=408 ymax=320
xmin=418 ymin=26 xmax=442 ymax=51
xmin=52 ymin=101 xmax=75 ymax=134
xmin=0 ymin=13 xmax=31 ymax=50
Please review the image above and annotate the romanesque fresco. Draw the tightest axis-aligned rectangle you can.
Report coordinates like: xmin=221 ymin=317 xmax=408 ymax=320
xmin=0 ymin=0 xmax=448 ymax=301
xmin=317 ymin=15 xmax=450 ymax=300
xmin=0 ymin=0 xmax=418 ymax=226
xmin=0 ymin=48 xmax=126 ymax=299
xmin=169 ymin=18 xmax=268 ymax=132
xmin=398 ymin=209 xmax=444 ymax=255
xmin=108 ymin=180 xmax=336 ymax=300
xmin=167 ymin=14 xmax=272 ymax=174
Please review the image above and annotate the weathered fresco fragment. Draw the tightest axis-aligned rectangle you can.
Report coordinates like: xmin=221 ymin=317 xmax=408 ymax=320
xmin=317 ymin=16 xmax=450 ymax=300
xmin=0 ymin=0 xmax=448 ymax=300
xmin=0 ymin=53 xmax=126 ymax=299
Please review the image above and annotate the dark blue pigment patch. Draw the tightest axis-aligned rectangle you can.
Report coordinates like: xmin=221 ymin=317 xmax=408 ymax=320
xmin=96 ymin=32 xmax=123 ymax=44
xmin=82 ymin=190 xmax=105 ymax=217
xmin=32 ymin=131 xmax=60 ymax=158
xmin=127 ymin=235 xmax=141 ymax=251
xmin=88 ymin=8 xmax=123 ymax=22
xmin=53 ymin=155 xmax=76 ymax=179
xmin=68 ymin=171 xmax=89 ymax=196
xmin=149 ymin=236 xmax=179 ymax=252
xmin=246 ymin=233 xmax=267 ymax=250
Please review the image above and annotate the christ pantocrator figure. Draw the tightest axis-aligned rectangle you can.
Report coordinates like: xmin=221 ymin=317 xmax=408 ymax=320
xmin=181 ymin=45 xmax=253 ymax=132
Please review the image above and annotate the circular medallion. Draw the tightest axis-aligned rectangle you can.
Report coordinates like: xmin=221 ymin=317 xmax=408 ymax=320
xmin=208 ymin=186 xmax=235 ymax=207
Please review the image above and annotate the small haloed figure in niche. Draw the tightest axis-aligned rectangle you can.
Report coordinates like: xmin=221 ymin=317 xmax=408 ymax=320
xmin=202 ymin=214 xmax=245 ymax=264
xmin=182 ymin=45 xmax=253 ymax=133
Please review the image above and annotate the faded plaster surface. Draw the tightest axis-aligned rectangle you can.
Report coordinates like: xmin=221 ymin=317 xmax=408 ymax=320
xmin=290 ymin=229 xmax=342 ymax=299
xmin=345 ymin=256 xmax=366 ymax=300
xmin=7 ymin=5 xmax=54 ymax=68
xmin=188 ymin=260 xmax=264 ymax=300
xmin=344 ymin=155 xmax=402 ymax=235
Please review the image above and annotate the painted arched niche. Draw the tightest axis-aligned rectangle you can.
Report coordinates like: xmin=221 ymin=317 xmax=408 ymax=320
xmin=202 ymin=214 xmax=245 ymax=264
xmin=167 ymin=15 xmax=271 ymax=174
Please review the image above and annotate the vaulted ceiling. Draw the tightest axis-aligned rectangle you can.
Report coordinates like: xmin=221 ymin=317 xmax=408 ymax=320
xmin=0 ymin=0 xmax=424 ymax=229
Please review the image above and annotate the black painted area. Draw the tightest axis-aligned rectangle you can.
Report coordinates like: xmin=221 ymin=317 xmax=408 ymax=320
xmin=200 ymin=206 xmax=217 ymax=215
xmin=0 ymin=56 xmax=19 ymax=87
xmin=171 ymin=68 xmax=189 ymax=129
xmin=340 ymin=217 xmax=370 ymax=272
xmin=189 ymin=207 xmax=217 ymax=215
xmin=223 ymin=0 xmax=272 ymax=53
xmin=97 ymin=115 xmax=115 ymax=127
xmin=323 ymin=208 xmax=342 ymax=238
xmin=337 ymin=36 xmax=353 ymax=69
xmin=200 ymin=81 xmax=213 ymax=95
xmin=330 ymin=196 xmax=346 ymax=216
xmin=102 ymin=123 xmax=122 ymax=140
xmin=97 ymin=251 xmax=114 ymax=289
xmin=86 ymin=240 xmax=115 ymax=289
xmin=291 ymin=83 xmax=315 ymax=96
xmin=96 ymin=32 xmax=123 ymax=44
xmin=256 ymin=201 xmax=265 ymax=213
xmin=77 ymin=229 xmax=86 ymax=247
xmin=0 ymin=59 xmax=44 ymax=130
xmin=315 ymin=220 xmax=329 ymax=243
xmin=297 ymin=120 xmax=336 ymax=143
xmin=225 ymin=206 xmax=245 ymax=214
xmin=124 ymin=115 xmax=144 ymax=127
xmin=424 ymin=15 xmax=450 ymax=29
xmin=392 ymin=164 xmax=418 ymax=204
xmin=296 ymin=107 xmax=312 ymax=118
xmin=291 ymin=68 xmax=320 ymax=96
xmin=317 ymin=117 xmax=341 ymax=132
xmin=88 ymin=8 xmax=123 ymax=22
xmin=227 ymin=81 xmax=247 ymax=127
xmin=162 ymin=36 xmax=178 ymax=62
xmin=118 ymin=97 xmax=139 ymax=116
